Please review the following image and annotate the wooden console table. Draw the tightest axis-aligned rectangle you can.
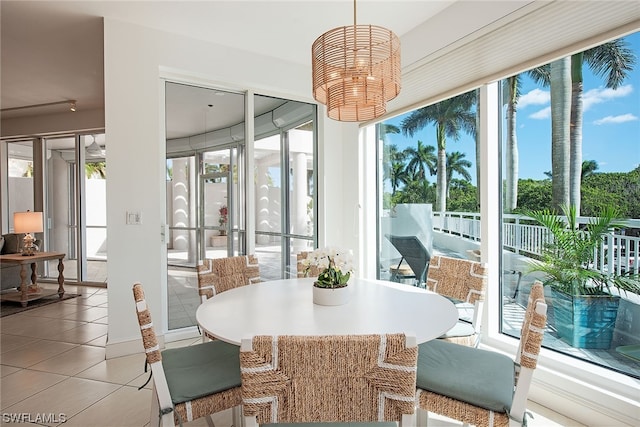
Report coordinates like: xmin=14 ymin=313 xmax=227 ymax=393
xmin=0 ymin=251 xmax=65 ymax=307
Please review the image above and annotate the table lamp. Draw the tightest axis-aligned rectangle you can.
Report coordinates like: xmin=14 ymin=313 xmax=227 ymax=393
xmin=13 ymin=211 xmax=43 ymax=256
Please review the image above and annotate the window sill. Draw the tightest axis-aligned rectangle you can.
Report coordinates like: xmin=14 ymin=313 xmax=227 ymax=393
xmin=482 ymin=333 xmax=640 ymax=426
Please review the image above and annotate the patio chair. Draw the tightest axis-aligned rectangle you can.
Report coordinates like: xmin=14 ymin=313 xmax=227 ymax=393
xmin=467 ymin=249 xmax=523 ymax=301
xmin=386 ymin=234 xmax=431 ymax=287
xmin=415 ymin=280 xmax=547 ymax=427
xmin=240 ymin=333 xmax=418 ymax=427
xmin=197 ymin=255 xmax=260 ymax=341
xmin=426 ymin=255 xmax=488 ymax=347
xmin=296 ymin=251 xmax=321 ymax=278
xmin=132 ymin=283 xmax=242 ymax=427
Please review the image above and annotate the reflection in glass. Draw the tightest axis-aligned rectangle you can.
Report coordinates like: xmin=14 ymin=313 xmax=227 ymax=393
xmin=165 ymin=84 xmax=317 ymax=329
xmin=253 ymin=94 xmax=317 ymax=280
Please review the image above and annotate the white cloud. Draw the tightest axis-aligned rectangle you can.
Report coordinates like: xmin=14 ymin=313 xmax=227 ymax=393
xmin=593 ymin=113 xmax=638 ymax=125
xmin=518 ymin=88 xmax=549 ymax=109
xmin=583 ymin=85 xmax=633 ymax=111
xmin=529 ymin=106 xmax=550 ymax=120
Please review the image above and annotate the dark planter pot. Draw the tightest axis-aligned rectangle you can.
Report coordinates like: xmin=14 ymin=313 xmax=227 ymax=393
xmin=551 ymin=288 xmax=620 ymax=349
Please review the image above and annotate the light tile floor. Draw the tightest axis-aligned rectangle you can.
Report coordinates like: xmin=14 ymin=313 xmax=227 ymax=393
xmin=0 ymin=284 xmax=584 ymax=426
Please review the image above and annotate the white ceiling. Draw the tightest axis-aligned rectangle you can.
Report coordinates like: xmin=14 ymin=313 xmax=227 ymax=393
xmin=0 ymin=0 xmax=454 ymax=118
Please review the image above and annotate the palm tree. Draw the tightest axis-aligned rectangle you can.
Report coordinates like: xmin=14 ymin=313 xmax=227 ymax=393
xmin=404 ymin=140 xmax=436 ymax=180
xmin=550 ymin=57 xmax=571 ymax=211
xmin=383 ymin=144 xmax=407 ymax=196
xmin=569 ymin=39 xmax=635 ymax=213
xmin=503 ymin=67 xmax=549 ymax=213
xmin=86 ymin=162 xmax=106 ymax=179
xmin=400 ymin=92 xmax=476 ymax=212
xmin=445 ymin=151 xmax=472 ymax=198
xmin=388 ymin=161 xmax=408 ymax=196
xmin=532 ymin=38 xmax=635 ymax=213
xmin=503 ymin=75 xmax=521 ymax=213
xmin=581 ymin=160 xmax=599 ymax=180
xmin=379 ymin=123 xmax=401 ymax=138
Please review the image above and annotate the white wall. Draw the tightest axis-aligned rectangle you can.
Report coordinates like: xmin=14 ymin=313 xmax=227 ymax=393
xmin=103 ymin=19 xmax=353 ymax=356
xmin=318 ymin=117 xmax=358 ymax=256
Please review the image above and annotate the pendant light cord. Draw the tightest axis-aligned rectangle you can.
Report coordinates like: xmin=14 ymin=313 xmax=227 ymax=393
xmin=353 ymin=0 xmax=357 ymax=27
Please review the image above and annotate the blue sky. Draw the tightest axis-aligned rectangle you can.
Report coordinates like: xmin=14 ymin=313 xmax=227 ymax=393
xmin=383 ymin=31 xmax=640 ymax=185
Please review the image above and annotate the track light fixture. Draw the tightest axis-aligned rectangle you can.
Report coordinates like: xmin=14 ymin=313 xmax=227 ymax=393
xmin=1 ymin=99 xmax=78 ymax=113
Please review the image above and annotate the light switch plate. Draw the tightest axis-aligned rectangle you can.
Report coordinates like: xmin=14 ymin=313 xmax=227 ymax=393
xmin=126 ymin=211 xmax=141 ymax=225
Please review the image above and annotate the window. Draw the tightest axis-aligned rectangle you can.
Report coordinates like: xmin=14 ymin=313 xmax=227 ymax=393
xmin=499 ymin=32 xmax=640 ymax=379
xmin=375 ymin=31 xmax=639 ymax=381
xmin=377 ymin=89 xmax=479 ymax=285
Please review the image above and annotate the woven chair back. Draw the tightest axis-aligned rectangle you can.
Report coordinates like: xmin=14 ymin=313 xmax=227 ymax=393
xmin=132 ymin=283 xmax=162 ymax=364
xmin=517 ymin=280 xmax=547 ymax=371
xmin=426 ymin=255 xmax=487 ymax=304
xmin=197 ymin=255 xmax=260 ymax=299
xmin=296 ymin=251 xmax=321 ymax=278
xmin=240 ymin=334 xmax=417 ymax=424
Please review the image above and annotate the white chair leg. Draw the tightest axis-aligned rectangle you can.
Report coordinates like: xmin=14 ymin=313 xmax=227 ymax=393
xmin=416 ymin=407 xmax=429 ymax=426
xmin=244 ymin=415 xmax=258 ymax=427
xmin=150 ymin=384 xmax=161 ymax=427
xmin=160 ymin=411 xmax=175 ymax=427
xmin=205 ymin=414 xmax=215 ymax=427
xmin=231 ymin=405 xmax=242 ymax=427
xmin=401 ymin=412 xmax=416 ymax=427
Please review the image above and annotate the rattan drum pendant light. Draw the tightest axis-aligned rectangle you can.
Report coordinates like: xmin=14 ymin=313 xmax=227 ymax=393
xmin=312 ymin=0 xmax=401 ymax=122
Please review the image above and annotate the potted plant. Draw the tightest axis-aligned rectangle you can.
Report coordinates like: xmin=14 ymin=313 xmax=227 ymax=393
xmin=218 ymin=205 xmax=228 ymax=236
xmin=525 ymin=204 xmax=640 ymax=349
xmin=302 ymin=247 xmax=354 ymax=306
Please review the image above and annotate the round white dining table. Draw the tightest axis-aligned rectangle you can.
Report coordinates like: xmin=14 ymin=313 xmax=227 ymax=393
xmin=196 ymin=277 xmax=458 ymax=345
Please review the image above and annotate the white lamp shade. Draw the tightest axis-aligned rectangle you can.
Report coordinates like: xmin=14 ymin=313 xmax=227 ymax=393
xmin=13 ymin=211 xmax=44 ymax=233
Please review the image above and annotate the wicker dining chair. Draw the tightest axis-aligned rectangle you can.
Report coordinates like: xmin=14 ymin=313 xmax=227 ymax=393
xmin=132 ymin=283 xmax=242 ymax=427
xmin=240 ymin=333 xmax=418 ymax=427
xmin=415 ymin=280 xmax=547 ymax=427
xmin=425 ymin=255 xmax=488 ymax=347
xmin=197 ymin=255 xmax=260 ymax=341
xmin=296 ymin=251 xmax=321 ymax=278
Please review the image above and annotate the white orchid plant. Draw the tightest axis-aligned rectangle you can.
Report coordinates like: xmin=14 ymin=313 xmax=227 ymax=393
xmin=303 ymin=247 xmax=354 ymax=288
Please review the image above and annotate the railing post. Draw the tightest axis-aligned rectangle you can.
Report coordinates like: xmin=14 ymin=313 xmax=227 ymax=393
xmin=606 ymin=231 xmax=615 ymax=277
xmin=515 ymin=216 xmax=521 ymax=255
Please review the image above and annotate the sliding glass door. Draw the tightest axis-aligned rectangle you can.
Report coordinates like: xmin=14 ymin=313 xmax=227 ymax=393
xmin=1 ymin=133 xmax=107 ymax=284
xmin=165 ymin=82 xmax=246 ymax=330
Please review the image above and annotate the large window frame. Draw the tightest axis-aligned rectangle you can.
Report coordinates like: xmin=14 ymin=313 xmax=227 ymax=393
xmin=361 ymin=39 xmax=640 ymax=422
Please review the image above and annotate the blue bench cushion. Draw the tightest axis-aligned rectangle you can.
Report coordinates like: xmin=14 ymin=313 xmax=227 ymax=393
xmin=417 ymin=339 xmax=515 ymax=413
xmin=162 ymin=339 xmax=240 ymax=404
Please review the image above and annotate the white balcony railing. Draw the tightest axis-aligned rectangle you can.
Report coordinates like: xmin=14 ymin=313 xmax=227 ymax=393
xmin=432 ymin=211 xmax=640 ymax=275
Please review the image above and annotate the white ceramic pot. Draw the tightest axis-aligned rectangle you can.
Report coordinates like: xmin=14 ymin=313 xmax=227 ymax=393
xmin=312 ymin=284 xmax=350 ymax=306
